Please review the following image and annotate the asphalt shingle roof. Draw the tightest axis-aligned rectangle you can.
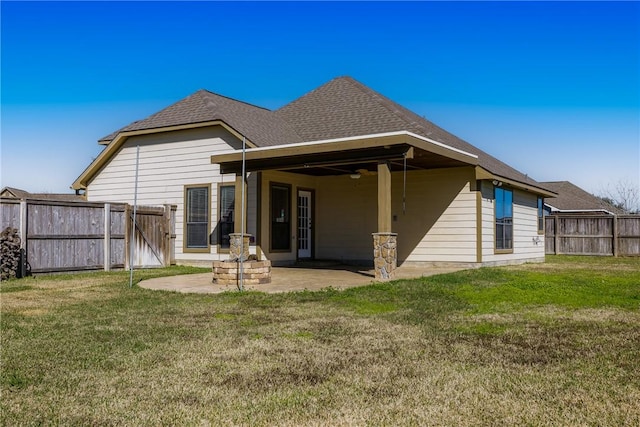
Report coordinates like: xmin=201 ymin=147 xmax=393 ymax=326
xmin=98 ymin=76 xmax=550 ymax=190
xmin=540 ymin=181 xmax=625 ymax=214
xmin=276 ymin=76 xmax=545 ymax=189
xmin=99 ymin=90 xmax=301 ymax=147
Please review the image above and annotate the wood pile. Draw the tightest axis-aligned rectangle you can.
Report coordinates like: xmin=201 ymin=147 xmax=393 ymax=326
xmin=1 ymin=227 xmax=22 ymax=280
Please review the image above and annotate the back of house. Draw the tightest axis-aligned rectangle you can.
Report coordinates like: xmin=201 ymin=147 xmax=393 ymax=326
xmin=73 ymin=77 xmax=555 ymax=271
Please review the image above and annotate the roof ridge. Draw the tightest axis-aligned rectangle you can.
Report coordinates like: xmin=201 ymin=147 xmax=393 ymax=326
xmin=199 ymin=89 xmax=272 ymax=112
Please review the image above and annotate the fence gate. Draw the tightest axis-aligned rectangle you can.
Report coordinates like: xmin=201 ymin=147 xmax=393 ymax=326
xmin=126 ymin=205 xmax=175 ymax=269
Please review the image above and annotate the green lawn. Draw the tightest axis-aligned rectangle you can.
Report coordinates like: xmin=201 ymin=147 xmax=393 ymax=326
xmin=1 ymin=256 xmax=639 ymax=426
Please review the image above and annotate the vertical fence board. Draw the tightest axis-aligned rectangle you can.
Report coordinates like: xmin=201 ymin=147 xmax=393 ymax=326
xmin=545 ymin=217 xmax=556 ymax=254
xmin=110 ymin=207 xmax=126 ymax=268
xmin=618 ymin=216 xmax=640 ymax=256
xmin=0 ymin=199 xmax=21 ymax=230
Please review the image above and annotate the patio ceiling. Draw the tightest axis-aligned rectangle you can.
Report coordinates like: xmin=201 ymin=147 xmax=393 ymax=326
xmin=210 ymin=131 xmax=479 ymax=176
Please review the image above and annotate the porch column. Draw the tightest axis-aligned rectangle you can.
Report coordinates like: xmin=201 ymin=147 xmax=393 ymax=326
xmin=377 ymin=161 xmax=392 ymax=233
xmin=234 ymin=174 xmax=247 ymax=231
xmin=373 ymin=161 xmax=397 ymax=280
xmin=231 ymin=173 xmax=251 ymax=261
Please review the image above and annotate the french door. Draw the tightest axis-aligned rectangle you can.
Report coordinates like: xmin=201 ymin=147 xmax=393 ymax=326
xmin=297 ymin=190 xmax=313 ymax=259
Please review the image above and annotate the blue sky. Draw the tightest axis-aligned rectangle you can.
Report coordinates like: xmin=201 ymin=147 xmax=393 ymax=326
xmin=2 ymin=1 xmax=639 ymax=198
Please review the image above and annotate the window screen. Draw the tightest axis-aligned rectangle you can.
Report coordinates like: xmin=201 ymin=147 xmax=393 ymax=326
xmin=186 ymin=186 xmax=209 ymax=249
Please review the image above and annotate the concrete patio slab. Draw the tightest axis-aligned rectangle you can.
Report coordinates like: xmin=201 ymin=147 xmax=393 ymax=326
xmin=138 ymin=264 xmax=464 ymax=294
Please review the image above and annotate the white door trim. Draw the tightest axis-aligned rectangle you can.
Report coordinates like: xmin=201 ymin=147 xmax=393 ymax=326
xmin=297 ymin=190 xmax=312 ymax=259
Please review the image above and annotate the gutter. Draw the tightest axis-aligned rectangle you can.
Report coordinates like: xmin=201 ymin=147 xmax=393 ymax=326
xmin=475 ymin=167 xmax=557 ymax=198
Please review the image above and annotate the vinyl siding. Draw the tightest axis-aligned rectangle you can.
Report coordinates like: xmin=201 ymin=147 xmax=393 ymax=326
xmin=86 ymin=126 xmax=257 ymax=263
xmin=395 ymin=168 xmax=477 ymax=263
xmin=480 ymin=182 xmax=545 ymax=264
xmin=266 ymin=166 xmax=479 ymax=264
xmin=315 ymin=173 xmax=377 ymax=262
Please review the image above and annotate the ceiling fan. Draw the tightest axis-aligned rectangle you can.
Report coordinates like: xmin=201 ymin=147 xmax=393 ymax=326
xmin=355 ymin=168 xmax=377 ymax=176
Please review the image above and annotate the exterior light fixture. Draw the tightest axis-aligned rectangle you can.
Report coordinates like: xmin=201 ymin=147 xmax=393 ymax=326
xmin=350 ymin=173 xmax=361 ymax=179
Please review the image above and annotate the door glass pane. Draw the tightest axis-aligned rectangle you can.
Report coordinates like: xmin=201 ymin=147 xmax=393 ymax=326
xmin=271 ymin=185 xmax=290 ymax=251
xmin=218 ymin=185 xmax=235 ymax=249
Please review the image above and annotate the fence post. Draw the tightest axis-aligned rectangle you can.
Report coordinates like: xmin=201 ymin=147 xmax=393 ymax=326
xmin=612 ymin=215 xmax=618 ymax=257
xmin=554 ymin=215 xmax=560 ymax=255
xmin=19 ymin=201 xmax=28 ymax=277
xmin=163 ymin=204 xmax=171 ymax=267
xmin=124 ymin=204 xmax=131 ymax=270
xmin=170 ymin=206 xmax=176 ymax=265
xmin=104 ymin=203 xmax=111 ymax=271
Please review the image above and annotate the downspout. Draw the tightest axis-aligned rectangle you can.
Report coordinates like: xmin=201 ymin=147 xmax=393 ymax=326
xmin=129 ymin=145 xmax=140 ymax=288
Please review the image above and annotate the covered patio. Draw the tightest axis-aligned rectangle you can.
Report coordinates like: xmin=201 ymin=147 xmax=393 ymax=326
xmin=210 ymin=131 xmax=481 ymax=281
xmin=139 ymin=263 xmax=466 ymax=294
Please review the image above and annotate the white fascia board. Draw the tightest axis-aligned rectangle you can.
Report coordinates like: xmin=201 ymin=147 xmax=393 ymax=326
xmin=545 ymin=204 xmax=615 ymax=215
xmin=404 ymin=131 xmax=478 ymax=159
xmin=212 ymin=130 xmax=478 ymax=160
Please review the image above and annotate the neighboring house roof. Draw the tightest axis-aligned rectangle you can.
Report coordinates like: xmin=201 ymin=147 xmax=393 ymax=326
xmin=540 ymin=181 xmax=625 ymax=214
xmin=75 ymin=76 xmax=553 ymax=194
xmin=1 ymin=187 xmax=85 ymax=202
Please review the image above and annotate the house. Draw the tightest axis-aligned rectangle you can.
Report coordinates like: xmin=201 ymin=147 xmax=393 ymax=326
xmin=72 ymin=76 xmax=555 ymax=277
xmin=1 ymin=186 xmax=85 ymax=202
xmin=540 ymin=181 xmax=625 ymax=215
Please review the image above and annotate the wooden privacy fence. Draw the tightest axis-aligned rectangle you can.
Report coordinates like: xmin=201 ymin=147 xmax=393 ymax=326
xmin=545 ymin=214 xmax=640 ymax=256
xmin=0 ymin=198 xmax=176 ymax=274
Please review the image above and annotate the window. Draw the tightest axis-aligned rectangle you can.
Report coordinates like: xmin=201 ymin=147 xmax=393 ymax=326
xmin=185 ymin=186 xmax=210 ymax=250
xmin=218 ymin=185 xmax=235 ymax=249
xmin=270 ymin=183 xmax=291 ymax=251
xmin=537 ymin=197 xmax=544 ymax=234
xmin=495 ymin=187 xmax=513 ymax=251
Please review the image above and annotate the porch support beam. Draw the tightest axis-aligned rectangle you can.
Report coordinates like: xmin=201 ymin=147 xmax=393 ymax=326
xmin=377 ymin=161 xmax=392 ymax=233
xmin=234 ymin=173 xmax=248 ymax=235
xmin=373 ymin=161 xmax=397 ymax=281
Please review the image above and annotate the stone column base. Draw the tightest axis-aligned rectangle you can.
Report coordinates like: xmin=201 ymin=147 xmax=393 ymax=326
xmin=373 ymin=232 xmax=398 ymax=280
xmin=229 ymin=233 xmax=251 ymax=261
xmin=212 ymin=260 xmax=272 ymax=286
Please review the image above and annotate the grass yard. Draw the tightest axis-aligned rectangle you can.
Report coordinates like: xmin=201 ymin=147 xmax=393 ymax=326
xmin=1 ymin=256 xmax=639 ymax=426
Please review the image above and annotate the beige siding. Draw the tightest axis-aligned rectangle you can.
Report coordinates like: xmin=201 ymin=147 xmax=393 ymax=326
xmin=481 ymin=182 xmax=545 ymax=264
xmin=512 ymin=190 xmax=545 ymax=258
xmin=266 ymin=166 xmax=479 ymax=264
xmin=315 ymin=174 xmax=377 ymax=262
xmin=86 ymin=126 xmax=257 ymax=263
xmin=394 ymin=168 xmax=477 ymax=263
